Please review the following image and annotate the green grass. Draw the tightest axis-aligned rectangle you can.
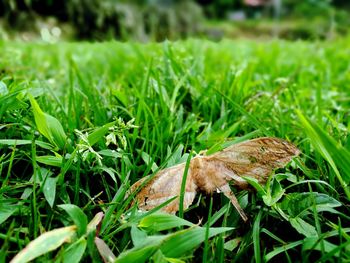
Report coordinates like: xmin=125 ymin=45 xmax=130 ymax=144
xmin=1 ymin=37 xmax=350 ymax=262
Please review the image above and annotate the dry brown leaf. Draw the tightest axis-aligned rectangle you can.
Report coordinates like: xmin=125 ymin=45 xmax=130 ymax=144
xmin=130 ymin=137 xmax=300 ymax=221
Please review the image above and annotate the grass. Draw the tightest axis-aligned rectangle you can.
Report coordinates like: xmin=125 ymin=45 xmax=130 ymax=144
xmin=1 ymin=37 xmax=350 ymax=262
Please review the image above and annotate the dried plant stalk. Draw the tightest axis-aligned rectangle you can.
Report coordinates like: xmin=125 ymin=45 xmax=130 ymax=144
xmin=130 ymin=137 xmax=300 ymax=221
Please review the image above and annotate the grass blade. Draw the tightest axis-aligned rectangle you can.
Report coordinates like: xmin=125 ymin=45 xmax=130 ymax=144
xmin=264 ymin=240 xmax=303 ymax=262
xmin=297 ymin=111 xmax=350 ymax=198
xmin=0 ymin=139 xmax=54 ymax=150
xmin=253 ymin=210 xmax=263 ymax=263
xmin=178 ymin=151 xmax=193 ymax=218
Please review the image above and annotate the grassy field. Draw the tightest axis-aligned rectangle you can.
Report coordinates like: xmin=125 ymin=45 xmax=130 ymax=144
xmin=1 ymin=38 xmax=350 ymax=262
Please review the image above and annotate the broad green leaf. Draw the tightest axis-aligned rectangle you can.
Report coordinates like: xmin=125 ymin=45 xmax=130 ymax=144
xmin=21 ymin=188 xmax=33 ymax=200
xmin=63 ymin=237 xmax=87 ymax=263
xmin=28 ymin=94 xmax=53 ymax=141
xmin=262 ymin=178 xmax=285 ymax=206
xmin=224 ymin=237 xmax=242 ymax=251
xmin=318 ymin=240 xmax=350 ymax=261
xmin=0 ymin=204 xmax=17 ymax=224
xmin=275 ymin=173 xmax=297 ymax=183
xmin=111 ymin=196 xmax=178 ymax=235
xmin=138 ymin=213 xmax=194 ymax=232
xmin=131 ymin=225 xmax=148 ymax=247
xmin=280 ymin=192 xmax=341 ymax=218
xmin=151 ymin=250 xmax=168 ymax=263
xmin=116 ymin=226 xmax=232 ymax=262
xmin=28 ymin=94 xmax=67 ymax=150
xmin=116 ymin=245 xmax=159 ymax=263
xmin=95 ymin=237 xmax=116 ymax=263
xmin=43 ymin=176 xmax=58 ymax=207
xmin=20 ymin=167 xmax=53 ymax=200
xmin=160 ymin=226 xmax=233 ymax=257
xmin=87 ymin=121 xmax=116 ymax=146
xmin=115 ymin=236 xmax=164 ymax=263
xmin=242 ymin=176 xmax=266 ymax=197
xmin=302 ymin=236 xmax=338 ymax=254
xmin=58 ymin=204 xmax=88 ymax=237
xmin=11 ymin=226 xmax=76 ymax=263
xmin=98 ymin=149 xmax=122 ymax=158
xmin=36 ymin=155 xmax=62 ymax=167
xmin=270 ymin=178 xmax=285 ymax=200
xmin=289 ymin=217 xmax=317 ymax=237
xmin=45 ymin=114 xmax=67 ymax=150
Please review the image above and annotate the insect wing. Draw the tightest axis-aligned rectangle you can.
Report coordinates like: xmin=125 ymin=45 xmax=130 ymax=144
xmin=210 ymin=137 xmax=300 ymax=184
xmin=132 ymin=163 xmax=197 ymax=213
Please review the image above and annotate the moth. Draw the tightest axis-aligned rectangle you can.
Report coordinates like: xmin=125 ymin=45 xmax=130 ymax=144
xmin=130 ymin=137 xmax=300 ymax=221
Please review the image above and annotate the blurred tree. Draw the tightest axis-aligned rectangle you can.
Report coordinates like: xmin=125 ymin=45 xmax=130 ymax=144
xmin=196 ymin=0 xmax=240 ymax=18
xmin=283 ymin=0 xmax=333 ymax=17
xmin=0 ymin=0 xmax=349 ymax=40
xmin=0 ymin=0 xmax=204 ymax=40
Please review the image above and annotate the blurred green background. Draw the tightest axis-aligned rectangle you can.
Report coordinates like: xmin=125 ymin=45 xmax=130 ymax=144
xmin=0 ymin=0 xmax=349 ymax=41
